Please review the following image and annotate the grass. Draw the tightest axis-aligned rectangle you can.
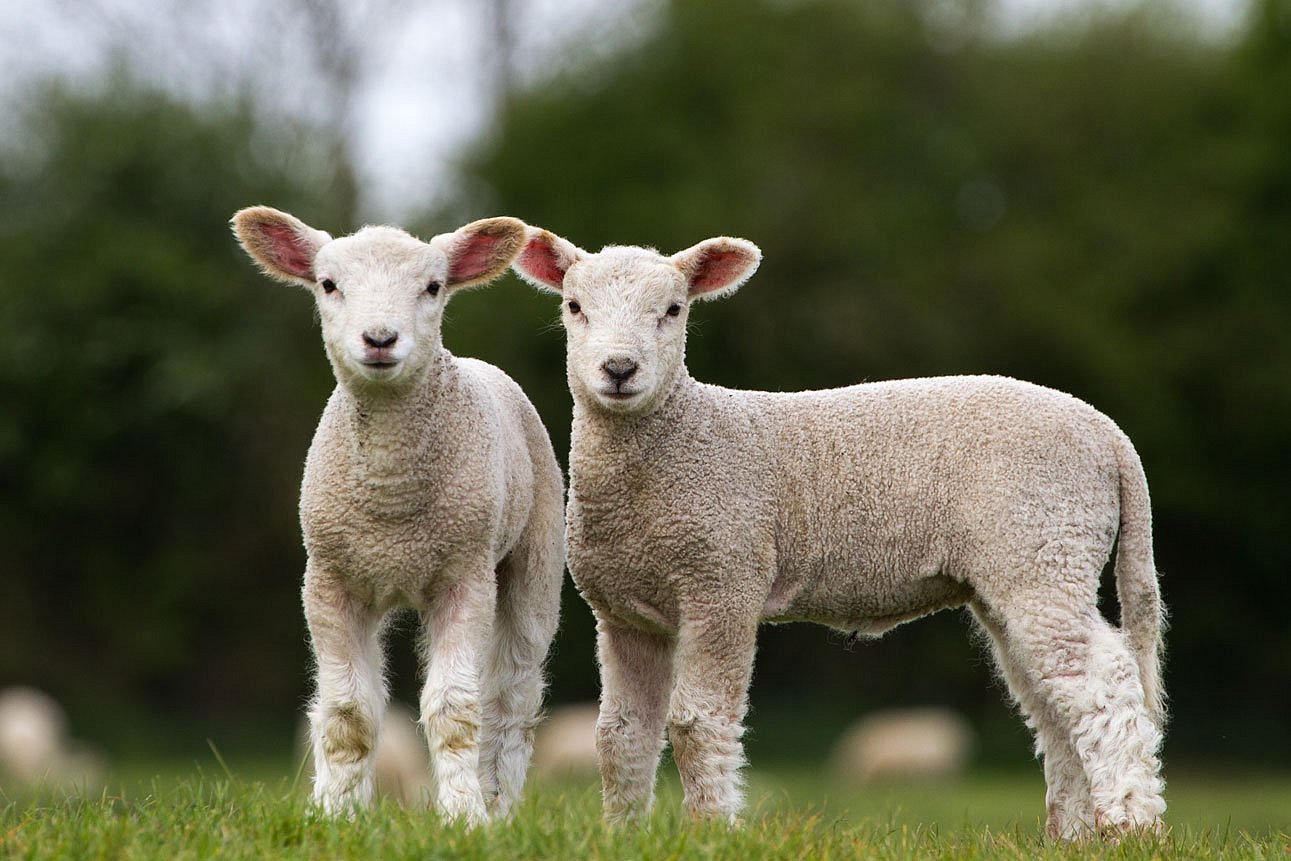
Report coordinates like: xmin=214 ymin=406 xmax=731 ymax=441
xmin=2 ymin=762 xmax=1288 ymax=859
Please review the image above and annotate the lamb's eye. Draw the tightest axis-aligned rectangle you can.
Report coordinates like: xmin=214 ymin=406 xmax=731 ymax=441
xmin=320 ymin=278 xmax=337 ymax=294
xmin=426 ymin=280 xmax=442 ymax=297
xmin=567 ymin=300 xmax=582 ymax=315
xmin=666 ymin=303 xmax=682 ymax=317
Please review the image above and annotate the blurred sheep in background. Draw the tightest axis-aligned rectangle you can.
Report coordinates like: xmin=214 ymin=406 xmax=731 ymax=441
xmin=0 ymin=687 xmax=105 ymax=791
xmin=830 ymin=707 xmax=974 ymax=783
xmin=531 ymin=703 xmax=600 ymax=781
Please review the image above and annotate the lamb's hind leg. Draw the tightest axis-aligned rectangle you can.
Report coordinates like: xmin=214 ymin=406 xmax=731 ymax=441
xmin=595 ymin=619 xmax=675 ymax=822
xmin=972 ymin=601 xmax=1095 ymax=840
xmin=303 ymin=570 xmax=387 ymax=814
xmin=420 ymin=572 xmax=496 ymax=825
xmin=985 ymin=594 xmax=1165 ymax=838
xmin=477 ymin=533 xmax=562 ymax=817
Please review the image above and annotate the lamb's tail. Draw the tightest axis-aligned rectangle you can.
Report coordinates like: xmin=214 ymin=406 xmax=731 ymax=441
xmin=1111 ymin=427 xmax=1168 ymax=728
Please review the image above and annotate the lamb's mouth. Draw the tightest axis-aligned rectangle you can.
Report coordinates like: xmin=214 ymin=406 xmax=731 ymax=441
xmin=602 ymin=389 xmax=640 ymax=401
xmin=361 ymin=360 xmax=400 ymax=371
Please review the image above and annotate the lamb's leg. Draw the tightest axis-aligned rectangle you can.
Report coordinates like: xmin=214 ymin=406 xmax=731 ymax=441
xmin=420 ymin=573 xmax=496 ymax=826
xmin=667 ymin=616 xmax=758 ymax=822
xmin=303 ymin=570 xmax=387 ymax=814
xmin=595 ymin=618 xmax=675 ymax=822
xmin=478 ymin=534 xmax=562 ymax=817
xmin=989 ymin=599 xmax=1165 ymax=838
xmin=971 ymin=602 xmax=1095 ymax=840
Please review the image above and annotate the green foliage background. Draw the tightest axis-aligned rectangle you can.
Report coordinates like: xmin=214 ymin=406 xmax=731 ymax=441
xmin=1 ymin=0 xmax=1287 ymax=766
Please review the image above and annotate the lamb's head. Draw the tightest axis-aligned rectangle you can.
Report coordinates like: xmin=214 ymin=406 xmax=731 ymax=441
xmin=232 ymin=206 xmax=525 ymax=391
xmin=514 ymin=229 xmax=761 ymax=415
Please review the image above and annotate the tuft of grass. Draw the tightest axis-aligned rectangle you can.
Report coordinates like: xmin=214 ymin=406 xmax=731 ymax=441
xmin=1 ymin=769 xmax=1287 ymax=860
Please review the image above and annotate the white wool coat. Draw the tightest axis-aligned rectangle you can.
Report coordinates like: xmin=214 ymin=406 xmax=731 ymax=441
xmin=301 ymin=352 xmax=561 ymax=612
xmin=568 ymin=372 xmax=1159 ymax=717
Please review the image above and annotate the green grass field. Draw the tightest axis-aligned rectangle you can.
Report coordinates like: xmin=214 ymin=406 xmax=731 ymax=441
xmin=3 ymin=761 xmax=1288 ymax=860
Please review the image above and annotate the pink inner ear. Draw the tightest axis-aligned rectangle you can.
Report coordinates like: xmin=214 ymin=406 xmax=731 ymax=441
xmin=517 ymin=235 xmax=569 ymax=287
xmin=262 ymin=222 xmax=315 ymax=280
xmin=692 ymin=249 xmax=749 ymax=291
xmin=449 ymin=232 xmax=507 ymax=284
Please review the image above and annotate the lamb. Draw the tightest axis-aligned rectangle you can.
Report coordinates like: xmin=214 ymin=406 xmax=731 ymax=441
xmin=0 ymin=686 xmax=105 ymax=790
xmin=513 ymin=229 xmax=1167 ymax=841
xmin=828 ymin=707 xmax=974 ymax=784
xmin=232 ymin=207 xmax=564 ymax=824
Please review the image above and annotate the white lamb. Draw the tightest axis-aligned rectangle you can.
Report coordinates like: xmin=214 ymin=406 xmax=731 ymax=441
xmin=513 ymin=229 xmax=1167 ymax=841
xmin=232 ymin=207 xmax=564 ymax=824
xmin=0 ymin=687 xmax=105 ymax=790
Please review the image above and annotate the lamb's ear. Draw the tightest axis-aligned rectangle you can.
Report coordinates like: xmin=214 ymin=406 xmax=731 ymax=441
xmin=435 ymin=216 xmax=527 ymax=289
xmin=512 ymin=227 xmax=584 ymax=294
xmin=670 ymin=237 xmax=762 ymax=301
xmin=230 ymin=206 xmax=331 ymax=287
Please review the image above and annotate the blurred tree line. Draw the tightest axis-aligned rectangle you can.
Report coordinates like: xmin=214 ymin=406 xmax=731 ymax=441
xmin=0 ymin=82 xmax=345 ymax=724
xmin=1 ymin=0 xmax=1287 ymax=762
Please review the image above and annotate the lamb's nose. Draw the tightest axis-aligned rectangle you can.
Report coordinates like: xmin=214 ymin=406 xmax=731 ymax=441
xmin=602 ymin=357 xmax=638 ymax=382
xmin=363 ymin=329 xmax=398 ymax=349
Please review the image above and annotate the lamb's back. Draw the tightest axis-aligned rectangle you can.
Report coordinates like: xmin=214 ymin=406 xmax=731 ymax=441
xmin=758 ymin=374 xmax=1124 ymax=622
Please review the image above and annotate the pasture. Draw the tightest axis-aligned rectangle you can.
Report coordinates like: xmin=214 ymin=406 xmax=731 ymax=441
xmin=3 ymin=758 xmax=1286 ymax=859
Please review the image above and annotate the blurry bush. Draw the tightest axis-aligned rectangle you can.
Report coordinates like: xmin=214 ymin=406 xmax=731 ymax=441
xmin=0 ymin=78 xmax=348 ymax=719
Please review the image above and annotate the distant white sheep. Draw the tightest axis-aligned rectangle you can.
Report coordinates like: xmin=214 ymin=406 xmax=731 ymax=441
xmin=531 ymin=702 xmax=601 ymax=781
xmin=232 ymin=208 xmax=565 ymax=824
xmin=514 ymin=229 xmax=1166 ymax=841
xmin=0 ymin=686 xmax=104 ymax=790
xmin=829 ymin=707 xmax=973 ymax=783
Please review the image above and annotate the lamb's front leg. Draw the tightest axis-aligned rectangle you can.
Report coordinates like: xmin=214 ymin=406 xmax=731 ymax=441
xmin=667 ymin=615 xmax=759 ymax=822
xmin=595 ymin=619 xmax=676 ymax=822
xmin=420 ymin=573 xmax=496 ymax=825
xmin=303 ymin=569 xmax=387 ymax=814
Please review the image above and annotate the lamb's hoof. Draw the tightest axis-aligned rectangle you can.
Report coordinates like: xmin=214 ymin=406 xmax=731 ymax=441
xmin=312 ymin=794 xmax=365 ymax=820
xmin=602 ymin=795 xmax=654 ymax=826
xmin=1045 ymin=801 xmax=1099 ymax=843
xmin=684 ymin=806 xmax=743 ymax=827
xmin=1046 ymin=817 xmax=1094 ymax=843
xmin=1094 ymin=810 xmax=1165 ymax=843
xmin=603 ymin=809 xmax=645 ymax=827
xmin=440 ymin=796 xmax=489 ymax=828
xmin=485 ymin=793 xmax=515 ymax=821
